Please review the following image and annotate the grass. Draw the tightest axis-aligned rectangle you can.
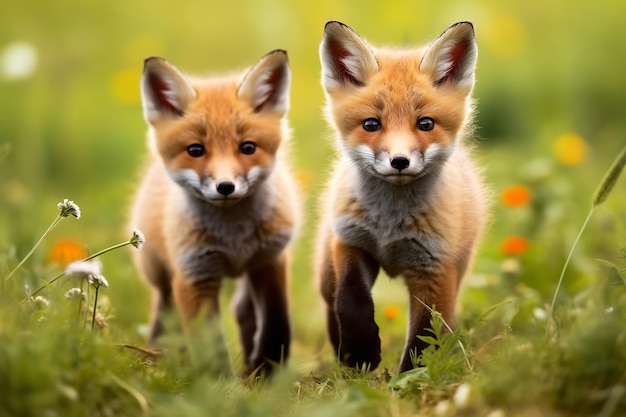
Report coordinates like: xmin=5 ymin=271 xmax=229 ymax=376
xmin=2 ymin=2 xmax=626 ymax=415
xmin=0 ymin=149 xmax=624 ymax=417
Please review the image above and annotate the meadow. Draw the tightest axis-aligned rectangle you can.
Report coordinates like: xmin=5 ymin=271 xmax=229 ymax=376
xmin=1 ymin=0 xmax=626 ymax=415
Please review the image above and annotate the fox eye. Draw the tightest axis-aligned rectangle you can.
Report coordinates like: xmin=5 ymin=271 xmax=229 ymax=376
xmin=417 ymin=117 xmax=435 ymax=131
xmin=362 ymin=118 xmax=382 ymax=132
xmin=187 ymin=144 xmax=205 ymax=158
xmin=239 ymin=141 xmax=256 ymax=155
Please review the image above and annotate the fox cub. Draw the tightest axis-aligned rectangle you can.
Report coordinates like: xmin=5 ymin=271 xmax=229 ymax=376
xmin=130 ymin=50 xmax=299 ymax=375
xmin=316 ymin=21 xmax=487 ymax=373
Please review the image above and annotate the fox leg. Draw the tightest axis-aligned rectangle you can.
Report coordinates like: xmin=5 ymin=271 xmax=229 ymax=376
xmin=318 ymin=242 xmax=341 ymax=355
xmin=172 ymin=274 xmax=222 ymax=325
xmin=233 ymin=279 xmax=257 ymax=366
xmin=147 ymin=285 xmax=173 ymax=344
xmin=330 ymin=238 xmax=381 ymax=370
xmin=399 ymin=266 xmax=459 ymax=373
xmin=138 ymin=251 xmax=173 ymax=344
xmin=243 ymin=253 xmax=291 ymax=375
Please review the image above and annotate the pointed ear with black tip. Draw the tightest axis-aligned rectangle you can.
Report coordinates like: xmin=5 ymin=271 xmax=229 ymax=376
xmin=420 ymin=22 xmax=477 ymax=92
xmin=140 ymin=57 xmax=197 ymax=123
xmin=238 ymin=49 xmax=291 ymax=116
xmin=319 ymin=21 xmax=379 ymax=93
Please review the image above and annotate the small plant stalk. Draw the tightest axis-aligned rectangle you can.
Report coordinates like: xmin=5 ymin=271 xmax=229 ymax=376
xmin=76 ymin=282 xmax=84 ymax=320
xmin=415 ymin=296 xmax=472 ymax=371
xmin=26 ymin=240 xmax=133 ymax=301
xmin=4 ymin=215 xmax=63 ymax=282
xmin=547 ymin=146 xmax=626 ymax=336
xmin=91 ymin=287 xmax=99 ymax=330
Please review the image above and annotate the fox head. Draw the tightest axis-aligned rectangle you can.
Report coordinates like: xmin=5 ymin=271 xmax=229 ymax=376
xmin=140 ymin=50 xmax=291 ymax=206
xmin=320 ymin=21 xmax=477 ymax=185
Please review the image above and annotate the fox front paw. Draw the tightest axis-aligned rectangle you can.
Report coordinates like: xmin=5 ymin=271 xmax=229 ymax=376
xmin=339 ymin=324 xmax=382 ymax=370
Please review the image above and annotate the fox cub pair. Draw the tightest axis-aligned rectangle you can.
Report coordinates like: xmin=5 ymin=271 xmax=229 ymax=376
xmin=130 ymin=21 xmax=487 ymax=375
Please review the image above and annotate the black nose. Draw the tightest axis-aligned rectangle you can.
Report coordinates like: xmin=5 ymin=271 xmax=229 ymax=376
xmin=390 ymin=156 xmax=410 ymax=171
xmin=216 ymin=181 xmax=235 ymax=196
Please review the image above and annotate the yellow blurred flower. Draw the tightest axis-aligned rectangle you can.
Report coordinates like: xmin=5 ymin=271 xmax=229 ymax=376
xmin=501 ymin=236 xmax=529 ymax=256
xmin=109 ymin=68 xmax=141 ymax=104
xmin=554 ymin=133 xmax=588 ymax=166
xmin=501 ymin=185 xmax=531 ymax=207
xmin=383 ymin=305 xmax=399 ymax=320
xmin=48 ymin=240 xmax=87 ymax=266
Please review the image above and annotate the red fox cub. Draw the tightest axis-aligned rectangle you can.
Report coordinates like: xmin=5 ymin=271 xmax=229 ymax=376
xmin=130 ymin=50 xmax=299 ymax=375
xmin=316 ymin=21 xmax=487 ymax=373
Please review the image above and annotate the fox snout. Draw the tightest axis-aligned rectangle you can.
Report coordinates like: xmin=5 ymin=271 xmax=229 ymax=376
xmin=201 ymin=173 xmax=256 ymax=206
xmin=373 ymin=148 xmax=425 ymax=184
xmin=216 ymin=180 xmax=235 ymax=196
xmin=358 ymin=142 xmax=452 ymax=184
xmin=390 ymin=156 xmax=410 ymax=171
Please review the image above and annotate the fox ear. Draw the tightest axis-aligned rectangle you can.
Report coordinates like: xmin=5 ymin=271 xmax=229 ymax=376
xmin=420 ymin=22 xmax=477 ymax=91
xmin=238 ymin=50 xmax=291 ymax=116
xmin=140 ymin=57 xmax=197 ymax=123
xmin=319 ymin=21 xmax=379 ymax=92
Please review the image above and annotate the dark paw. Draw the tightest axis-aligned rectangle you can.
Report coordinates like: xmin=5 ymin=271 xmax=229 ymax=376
xmin=339 ymin=326 xmax=382 ymax=370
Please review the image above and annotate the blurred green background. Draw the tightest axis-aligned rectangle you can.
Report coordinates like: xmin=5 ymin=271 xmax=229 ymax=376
xmin=1 ymin=0 xmax=625 ymax=367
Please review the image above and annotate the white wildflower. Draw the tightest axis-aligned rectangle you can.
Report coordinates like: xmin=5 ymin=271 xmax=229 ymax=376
xmin=1 ymin=42 xmax=38 ymax=81
xmin=65 ymin=260 xmax=101 ymax=278
xmin=533 ymin=307 xmax=547 ymax=321
xmin=87 ymin=274 xmax=109 ymax=289
xmin=64 ymin=287 xmax=87 ymax=302
xmin=33 ymin=295 xmax=50 ymax=309
xmin=57 ymin=198 xmax=81 ymax=219
xmin=454 ymin=382 xmax=478 ymax=409
xmin=130 ymin=228 xmax=145 ymax=249
xmin=434 ymin=400 xmax=452 ymax=415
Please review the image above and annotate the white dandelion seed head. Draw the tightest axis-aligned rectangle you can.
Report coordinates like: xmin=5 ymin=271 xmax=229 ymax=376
xmin=65 ymin=260 xmax=102 ymax=278
xmin=130 ymin=228 xmax=145 ymax=249
xmin=87 ymin=274 xmax=109 ymax=289
xmin=57 ymin=198 xmax=81 ymax=219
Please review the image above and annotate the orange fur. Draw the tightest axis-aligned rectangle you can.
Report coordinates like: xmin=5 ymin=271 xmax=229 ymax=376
xmin=316 ymin=21 xmax=488 ymax=373
xmin=130 ymin=50 xmax=299 ymax=376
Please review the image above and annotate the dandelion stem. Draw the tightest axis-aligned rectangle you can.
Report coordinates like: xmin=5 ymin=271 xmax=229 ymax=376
xmin=23 ymin=240 xmax=132 ymax=302
xmin=4 ymin=215 xmax=63 ymax=282
xmin=91 ymin=287 xmax=99 ymax=330
xmin=83 ymin=241 xmax=132 ymax=262
xmin=29 ymin=272 xmax=65 ymax=299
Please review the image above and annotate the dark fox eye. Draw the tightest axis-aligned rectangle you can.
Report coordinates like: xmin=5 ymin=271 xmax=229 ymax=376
xmin=417 ymin=117 xmax=435 ymax=131
xmin=187 ymin=144 xmax=205 ymax=157
xmin=239 ymin=141 xmax=256 ymax=155
xmin=362 ymin=118 xmax=382 ymax=132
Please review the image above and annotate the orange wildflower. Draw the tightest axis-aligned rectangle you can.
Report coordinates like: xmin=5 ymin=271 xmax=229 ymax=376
xmin=501 ymin=236 xmax=529 ymax=256
xmin=501 ymin=185 xmax=531 ymax=207
xmin=383 ymin=305 xmax=400 ymax=320
xmin=48 ymin=240 xmax=88 ymax=266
